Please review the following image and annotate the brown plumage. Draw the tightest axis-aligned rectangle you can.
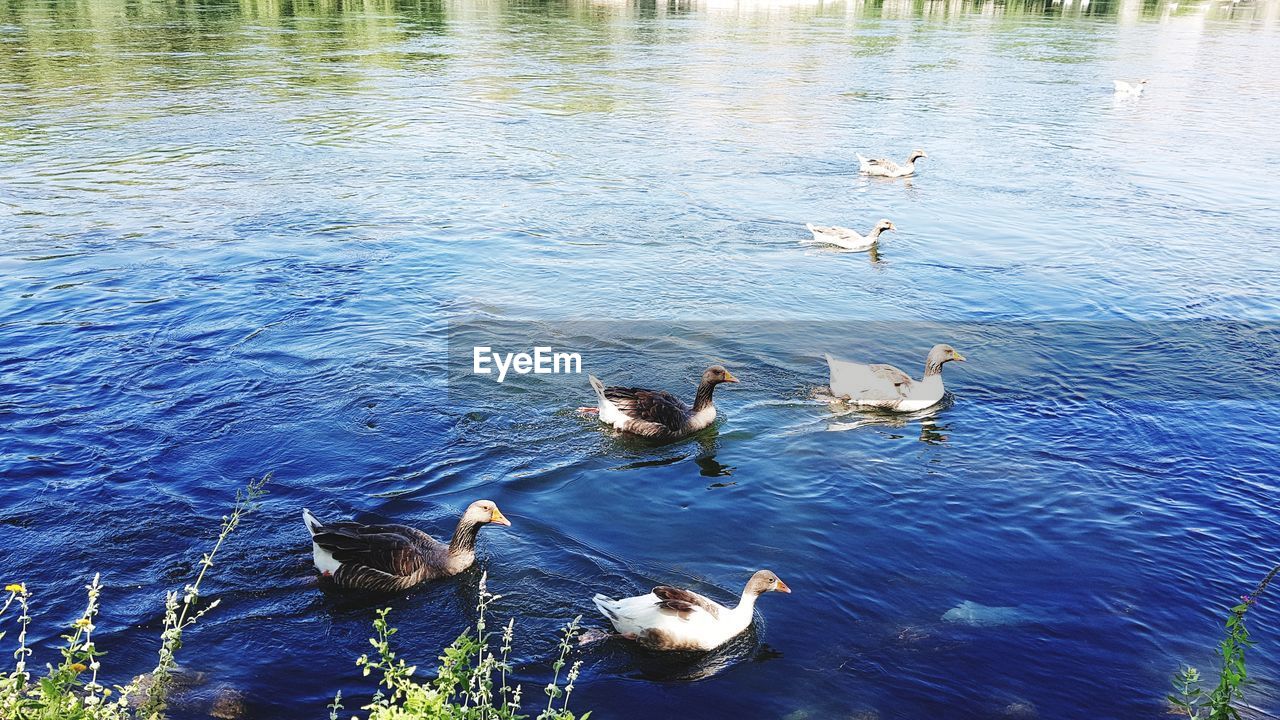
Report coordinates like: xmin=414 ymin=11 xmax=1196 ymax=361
xmin=303 ymin=501 xmax=510 ymax=592
xmin=587 ymin=365 xmax=739 ymax=440
xmin=653 ymin=585 xmax=722 ymax=620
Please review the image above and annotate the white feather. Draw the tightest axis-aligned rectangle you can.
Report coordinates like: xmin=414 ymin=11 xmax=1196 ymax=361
xmin=825 ymin=353 xmax=946 ymax=412
xmin=302 ymin=509 xmax=341 ymax=576
xmin=804 ymin=223 xmax=878 ymax=252
xmin=589 ymin=374 xmax=627 ymax=429
xmin=592 ymin=591 xmax=753 ymax=650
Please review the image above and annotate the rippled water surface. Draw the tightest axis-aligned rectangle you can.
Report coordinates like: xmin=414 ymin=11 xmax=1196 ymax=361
xmin=3 ymin=0 xmax=1280 ymax=717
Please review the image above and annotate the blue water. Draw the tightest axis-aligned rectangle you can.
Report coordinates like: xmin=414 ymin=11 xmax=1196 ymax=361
xmin=3 ymin=0 xmax=1280 ymax=718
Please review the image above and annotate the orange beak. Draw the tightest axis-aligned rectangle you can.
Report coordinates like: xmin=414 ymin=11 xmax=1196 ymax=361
xmin=776 ymin=579 xmax=791 ymax=594
xmin=489 ymin=508 xmax=511 ymax=527
xmin=723 ymin=371 xmax=739 ymax=383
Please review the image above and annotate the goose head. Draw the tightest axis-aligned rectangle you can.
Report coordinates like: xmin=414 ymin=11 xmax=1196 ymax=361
xmin=747 ymin=569 xmax=791 ymax=595
xmin=873 ymin=219 xmax=896 ymax=235
xmin=924 ymin=344 xmax=966 ymax=376
xmin=463 ymin=500 xmax=511 ymax=527
xmin=908 ymin=149 xmax=928 ymax=163
xmin=702 ymin=365 xmax=739 ymax=386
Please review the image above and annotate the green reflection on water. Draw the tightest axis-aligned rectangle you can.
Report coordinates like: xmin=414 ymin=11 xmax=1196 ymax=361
xmin=0 ymin=0 xmax=1272 ymax=144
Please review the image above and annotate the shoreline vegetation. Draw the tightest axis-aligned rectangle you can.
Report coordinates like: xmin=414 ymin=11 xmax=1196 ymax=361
xmin=0 ymin=475 xmax=590 ymax=720
xmin=1169 ymin=565 xmax=1280 ymax=720
xmin=332 ymin=576 xmax=588 ymax=720
xmin=0 ymin=474 xmax=270 ymax=720
xmin=0 ymin=474 xmax=1271 ymax=719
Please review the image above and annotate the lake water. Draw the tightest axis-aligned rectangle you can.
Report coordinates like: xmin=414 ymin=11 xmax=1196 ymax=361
xmin=3 ymin=0 xmax=1280 ymax=718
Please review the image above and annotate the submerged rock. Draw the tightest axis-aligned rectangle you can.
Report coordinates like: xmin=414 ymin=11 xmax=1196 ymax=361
xmin=941 ymin=600 xmax=1034 ymax=627
xmin=1000 ymin=700 xmax=1038 ymax=718
xmin=129 ymin=666 xmax=244 ymax=719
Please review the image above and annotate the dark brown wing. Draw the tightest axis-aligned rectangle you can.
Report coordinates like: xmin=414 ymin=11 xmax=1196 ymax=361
xmin=653 ymin=585 xmax=721 ymax=619
xmin=312 ymin=525 xmax=426 ymax=579
xmin=605 ymin=387 xmax=690 ymax=432
xmin=655 ymin=598 xmax=697 ymax=620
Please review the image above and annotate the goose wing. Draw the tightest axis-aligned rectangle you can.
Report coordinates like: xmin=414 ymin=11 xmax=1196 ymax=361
xmin=806 ymin=224 xmax=863 ymax=244
xmin=865 ymin=157 xmax=901 ymax=173
xmin=603 ymin=386 xmax=690 ymax=431
xmin=652 ymin=585 xmax=723 ymax=621
xmin=826 ymin=354 xmax=915 ymax=403
xmin=310 ymin=524 xmax=427 ymax=580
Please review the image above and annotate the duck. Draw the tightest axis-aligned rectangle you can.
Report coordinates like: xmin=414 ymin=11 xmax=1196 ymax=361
xmin=804 ymin=220 xmax=895 ymax=252
xmin=302 ymin=500 xmax=510 ymax=592
xmin=1113 ymin=79 xmax=1147 ymax=97
xmin=857 ymin=149 xmax=927 ymax=178
xmin=592 ymin=570 xmax=791 ymax=651
xmin=582 ymin=365 xmax=738 ymax=441
xmin=825 ymin=343 xmax=965 ymax=412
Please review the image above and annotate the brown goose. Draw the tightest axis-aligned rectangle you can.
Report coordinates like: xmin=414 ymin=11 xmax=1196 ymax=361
xmin=302 ymin=501 xmax=510 ymax=592
xmin=582 ymin=365 xmax=738 ymax=441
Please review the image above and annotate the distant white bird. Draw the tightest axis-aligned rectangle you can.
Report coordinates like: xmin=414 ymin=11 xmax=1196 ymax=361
xmin=857 ymin=150 xmax=927 ymax=178
xmin=1113 ymin=79 xmax=1147 ymax=97
xmin=803 ymin=219 xmax=895 ymax=252
xmin=825 ymin=343 xmax=965 ymax=412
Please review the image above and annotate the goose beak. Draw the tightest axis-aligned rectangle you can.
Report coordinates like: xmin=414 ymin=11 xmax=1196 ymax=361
xmin=952 ymin=351 xmax=966 ymax=362
xmin=490 ymin=508 xmax=511 ymax=526
xmin=776 ymin=579 xmax=791 ymax=593
xmin=723 ymin=371 xmax=739 ymax=383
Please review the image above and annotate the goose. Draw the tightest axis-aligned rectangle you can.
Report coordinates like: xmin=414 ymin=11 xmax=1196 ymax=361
xmin=804 ymin=220 xmax=895 ymax=252
xmin=857 ymin=149 xmax=927 ymax=178
xmin=825 ymin=343 xmax=965 ymax=412
xmin=1113 ymin=79 xmax=1147 ymax=97
xmin=592 ymin=570 xmax=790 ymax=651
xmin=302 ymin=500 xmax=510 ymax=592
xmin=581 ymin=365 xmax=738 ymax=441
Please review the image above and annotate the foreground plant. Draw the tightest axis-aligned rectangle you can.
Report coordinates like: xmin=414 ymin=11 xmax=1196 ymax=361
xmin=1170 ymin=564 xmax=1280 ymax=720
xmin=0 ymin=474 xmax=269 ymax=720
xmin=339 ymin=573 xmax=589 ymax=720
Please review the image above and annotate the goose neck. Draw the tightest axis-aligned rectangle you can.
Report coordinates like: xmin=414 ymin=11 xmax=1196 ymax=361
xmin=692 ymin=381 xmax=717 ymax=412
xmin=449 ymin=518 xmax=482 ymax=555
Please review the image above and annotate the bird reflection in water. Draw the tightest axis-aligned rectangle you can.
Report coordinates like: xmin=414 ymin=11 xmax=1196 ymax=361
xmin=608 ymin=434 xmax=737 ymax=476
xmin=587 ymin=625 xmax=779 ymax=682
xmin=816 ymin=392 xmax=954 ymax=444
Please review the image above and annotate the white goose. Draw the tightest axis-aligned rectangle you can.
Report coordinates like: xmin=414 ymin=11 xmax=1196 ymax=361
xmin=1113 ymin=79 xmax=1147 ymax=97
xmin=857 ymin=150 xmax=927 ymax=178
xmin=803 ymin=220 xmax=894 ymax=252
xmin=825 ymin=343 xmax=965 ymax=412
xmin=592 ymin=570 xmax=790 ymax=651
